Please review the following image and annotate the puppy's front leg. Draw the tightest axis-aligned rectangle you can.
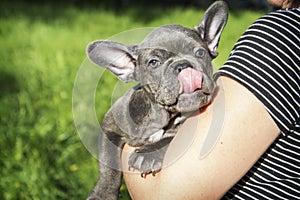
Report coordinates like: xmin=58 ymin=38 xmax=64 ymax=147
xmin=128 ymin=137 xmax=173 ymax=177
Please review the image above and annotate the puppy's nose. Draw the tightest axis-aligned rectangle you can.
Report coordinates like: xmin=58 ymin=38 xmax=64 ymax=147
xmin=175 ymin=62 xmax=191 ymax=73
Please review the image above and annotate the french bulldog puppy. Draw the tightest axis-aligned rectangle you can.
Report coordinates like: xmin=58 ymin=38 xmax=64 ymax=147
xmin=86 ymin=1 xmax=228 ymax=199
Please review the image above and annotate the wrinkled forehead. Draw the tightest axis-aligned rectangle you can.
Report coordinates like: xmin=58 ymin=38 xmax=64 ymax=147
xmin=139 ymin=25 xmax=204 ymax=54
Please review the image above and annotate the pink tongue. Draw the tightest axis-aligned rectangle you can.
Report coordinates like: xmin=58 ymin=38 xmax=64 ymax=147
xmin=178 ymin=68 xmax=203 ymax=94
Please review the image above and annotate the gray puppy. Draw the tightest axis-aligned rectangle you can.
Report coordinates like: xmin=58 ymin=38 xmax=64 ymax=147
xmin=86 ymin=1 xmax=228 ymax=199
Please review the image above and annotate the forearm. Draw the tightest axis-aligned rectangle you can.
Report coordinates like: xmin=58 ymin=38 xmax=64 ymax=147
xmin=122 ymin=76 xmax=280 ymax=199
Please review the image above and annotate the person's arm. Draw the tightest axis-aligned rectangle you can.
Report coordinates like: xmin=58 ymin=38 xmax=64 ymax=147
xmin=122 ymin=76 xmax=280 ymax=200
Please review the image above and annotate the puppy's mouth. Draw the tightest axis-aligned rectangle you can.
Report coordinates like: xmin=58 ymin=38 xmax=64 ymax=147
xmin=178 ymin=68 xmax=203 ymax=94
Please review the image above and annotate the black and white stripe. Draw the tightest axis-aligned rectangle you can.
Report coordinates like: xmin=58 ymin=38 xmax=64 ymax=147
xmin=217 ymin=8 xmax=300 ymax=199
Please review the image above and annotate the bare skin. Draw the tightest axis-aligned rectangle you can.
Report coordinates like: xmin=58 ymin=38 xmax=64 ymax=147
xmin=122 ymin=76 xmax=280 ymax=199
xmin=268 ymin=0 xmax=300 ymax=8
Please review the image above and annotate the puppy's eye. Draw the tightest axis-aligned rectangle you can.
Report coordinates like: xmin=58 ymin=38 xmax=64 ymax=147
xmin=195 ymin=49 xmax=206 ymax=58
xmin=148 ymin=59 xmax=161 ymax=68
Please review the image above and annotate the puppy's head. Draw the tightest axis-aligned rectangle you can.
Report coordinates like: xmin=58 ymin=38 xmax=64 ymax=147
xmin=87 ymin=1 xmax=228 ymax=112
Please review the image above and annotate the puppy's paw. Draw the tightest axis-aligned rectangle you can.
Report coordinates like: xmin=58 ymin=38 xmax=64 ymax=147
xmin=128 ymin=149 xmax=163 ymax=178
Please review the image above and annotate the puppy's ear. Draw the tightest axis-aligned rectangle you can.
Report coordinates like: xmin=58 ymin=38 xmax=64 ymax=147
xmin=86 ymin=41 xmax=137 ymax=82
xmin=195 ymin=1 xmax=228 ymax=58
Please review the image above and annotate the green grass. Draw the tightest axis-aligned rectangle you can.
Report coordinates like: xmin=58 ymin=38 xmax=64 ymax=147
xmin=0 ymin=1 xmax=265 ymax=199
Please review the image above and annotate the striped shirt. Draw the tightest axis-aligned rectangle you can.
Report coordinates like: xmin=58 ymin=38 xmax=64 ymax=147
xmin=216 ymin=8 xmax=300 ymax=199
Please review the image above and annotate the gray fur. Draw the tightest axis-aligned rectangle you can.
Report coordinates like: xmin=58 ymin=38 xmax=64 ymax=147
xmin=86 ymin=1 xmax=228 ymax=199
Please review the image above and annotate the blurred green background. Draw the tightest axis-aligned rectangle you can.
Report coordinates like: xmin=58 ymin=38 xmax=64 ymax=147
xmin=0 ymin=0 xmax=265 ymax=199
